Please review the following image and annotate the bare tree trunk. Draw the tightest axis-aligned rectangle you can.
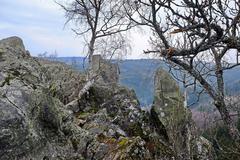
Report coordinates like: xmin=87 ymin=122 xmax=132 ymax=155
xmin=215 ymin=101 xmax=240 ymax=141
xmin=213 ymin=51 xmax=240 ymax=141
xmin=87 ymin=35 xmax=96 ymax=80
xmin=88 ymin=36 xmax=95 ymax=66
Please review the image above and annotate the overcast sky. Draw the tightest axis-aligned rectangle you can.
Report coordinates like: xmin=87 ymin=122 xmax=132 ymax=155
xmin=0 ymin=0 xmax=149 ymax=59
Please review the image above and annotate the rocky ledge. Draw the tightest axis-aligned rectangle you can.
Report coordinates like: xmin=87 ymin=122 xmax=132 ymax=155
xmin=0 ymin=37 xmax=214 ymax=160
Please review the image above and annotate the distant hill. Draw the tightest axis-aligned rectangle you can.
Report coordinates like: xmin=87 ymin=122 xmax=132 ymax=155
xmin=53 ymin=57 xmax=240 ymax=107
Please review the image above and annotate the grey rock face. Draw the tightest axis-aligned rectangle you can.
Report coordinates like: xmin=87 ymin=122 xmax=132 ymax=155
xmin=0 ymin=36 xmax=25 ymax=51
xmin=0 ymin=37 xmax=88 ymax=159
xmin=152 ymin=68 xmax=214 ymax=160
xmin=92 ymin=54 xmax=119 ymax=83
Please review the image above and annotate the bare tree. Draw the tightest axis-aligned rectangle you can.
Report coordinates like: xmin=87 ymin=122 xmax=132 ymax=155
xmin=57 ymin=0 xmax=135 ymax=110
xmin=125 ymin=0 xmax=240 ymax=140
xmin=58 ymin=0 xmax=133 ymax=67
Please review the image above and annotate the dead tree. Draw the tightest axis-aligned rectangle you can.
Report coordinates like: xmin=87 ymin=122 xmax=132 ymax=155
xmin=58 ymin=0 xmax=133 ymax=66
xmin=125 ymin=0 xmax=240 ymax=140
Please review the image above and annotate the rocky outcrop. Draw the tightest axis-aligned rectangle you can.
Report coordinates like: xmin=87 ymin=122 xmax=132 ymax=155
xmin=91 ymin=54 xmax=119 ymax=83
xmin=0 ymin=36 xmax=214 ymax=160
xmin=152 ymin=68 xmax=214 ymax=160
xmin=0 ymin=36 xmax=86 ymax=159
xmin=0 ymin=37 xmax=175 ymax=160
xmin=0 ymin=36 xmax=25 ymax=51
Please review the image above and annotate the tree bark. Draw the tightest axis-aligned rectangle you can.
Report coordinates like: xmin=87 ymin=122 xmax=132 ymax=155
xmin=213 ymin=51 xmax=240 ymax=141
xmin=87 ymin=35 xmax=96 ymax=80
xmin=88 ymin=36 xmax=96 ymax=66
xmin=215 ymin=100 xmax=240 ymax=141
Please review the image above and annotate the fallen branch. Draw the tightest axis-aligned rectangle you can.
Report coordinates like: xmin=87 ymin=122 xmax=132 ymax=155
xmin=65 ymin=74 xmax=98 ymax=112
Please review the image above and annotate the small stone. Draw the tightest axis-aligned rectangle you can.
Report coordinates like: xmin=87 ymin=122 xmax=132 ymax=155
xmin=160 ymin=112 xmax=165 ymax=117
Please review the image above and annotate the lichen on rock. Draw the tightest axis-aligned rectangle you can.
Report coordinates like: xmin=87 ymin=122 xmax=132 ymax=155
xmin=0 ymin=37 xmax=214 ymax=160
xmin=151 ymin=68 xmax=215 ymax=159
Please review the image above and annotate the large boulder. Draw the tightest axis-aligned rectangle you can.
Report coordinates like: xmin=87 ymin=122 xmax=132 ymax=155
xmin=0 ymin=36 xmax=25 ymax=51
xmin=151 ymin=68 xmax=214 ymax=159
xmin=75 ymin=83 xmax=176 ymax=159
